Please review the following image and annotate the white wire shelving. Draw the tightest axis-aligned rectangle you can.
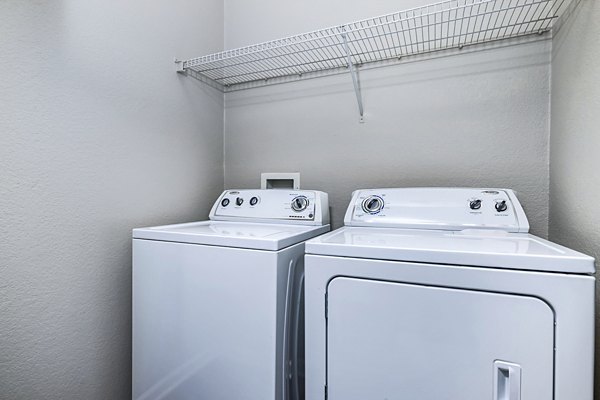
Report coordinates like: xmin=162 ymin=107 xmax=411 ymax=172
xmin=176 ymin=0 xmax=573 ymax=120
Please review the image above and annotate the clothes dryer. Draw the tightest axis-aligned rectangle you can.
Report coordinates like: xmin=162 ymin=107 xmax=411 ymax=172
xmin=305 ymin=188 xmax=594 ymax=400
xmin=133 ymin=189 xmax=329 ymax=400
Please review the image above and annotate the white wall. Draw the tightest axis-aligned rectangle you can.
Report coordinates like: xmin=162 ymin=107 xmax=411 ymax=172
xmin=549 ymin=0 xmax=600 ymax=393
xmin=224 ymin=0 xmax=552 ymax=234
xmin=0 ymin=1 xmax=223 ymax=398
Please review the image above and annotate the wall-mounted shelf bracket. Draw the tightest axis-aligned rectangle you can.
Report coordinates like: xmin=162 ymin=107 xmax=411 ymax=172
xmin=341 ymin=29 xmax=365 ymax=123
xmin=174 ymin=58 xmax=184 ymax=73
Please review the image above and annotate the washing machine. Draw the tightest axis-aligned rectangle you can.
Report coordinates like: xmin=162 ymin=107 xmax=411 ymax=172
xmin=304 ymin=188 xmax=595 ymax=400
xmin=132 ymin=189 xmax=329 ymax=400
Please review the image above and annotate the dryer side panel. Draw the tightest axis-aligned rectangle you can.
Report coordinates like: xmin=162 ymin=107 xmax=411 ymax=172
xmin=326 ymin=277 xmax=554 ymax=400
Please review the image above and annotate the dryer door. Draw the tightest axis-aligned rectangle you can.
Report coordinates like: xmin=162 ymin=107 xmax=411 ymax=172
xmin=326 ymin=277 xmax=554 ymax=400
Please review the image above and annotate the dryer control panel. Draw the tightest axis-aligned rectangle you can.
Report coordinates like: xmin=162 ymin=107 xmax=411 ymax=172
xmin=344 ymin=188 xmax=529 ymax=232
xmin=210 ymin=189 xmax=330 ymax=226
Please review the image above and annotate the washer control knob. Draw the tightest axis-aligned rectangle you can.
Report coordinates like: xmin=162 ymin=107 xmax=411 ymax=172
xmin=469 ymin=199 xmax=482 ymax=210
xmin=221 ymin=198 xmax=230 ymax=207
xmin=249 ymin=196 xmax=259 ymax=206
xmin=495 ymin=200 xmax=508 ymax=212
xmin=236 ymin=197 xmax=244 ymax=206
xmin=362 ymin=195 xmax=384 ymax=214
xmin=291 ymin=196 xmax=309 ymax=212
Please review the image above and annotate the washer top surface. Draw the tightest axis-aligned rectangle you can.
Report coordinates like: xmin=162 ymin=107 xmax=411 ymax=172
xmin=133 ymin=189 xmax=330 ymax=251
xmin=134 ymin=220 xmax=330 ymax=251
xmin=306 ymin=226 xmax=594 ymax=274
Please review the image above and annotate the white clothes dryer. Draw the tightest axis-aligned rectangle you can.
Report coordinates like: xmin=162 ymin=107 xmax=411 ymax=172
xmin=133 ymin=189 xmax=329 ymax=400
xmin=305 ymin=188 xmax=595 ymax=400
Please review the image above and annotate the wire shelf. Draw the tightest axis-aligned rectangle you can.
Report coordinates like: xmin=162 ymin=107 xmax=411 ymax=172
xmin=178 ymin=0 xmax=569 ymax=92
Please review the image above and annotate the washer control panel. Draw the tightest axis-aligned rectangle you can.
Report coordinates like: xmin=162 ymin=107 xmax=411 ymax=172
xmin=210 ymin=189 xmax=330 ymax=226
xmin=345 ymin=188 xmax=529 ymax=232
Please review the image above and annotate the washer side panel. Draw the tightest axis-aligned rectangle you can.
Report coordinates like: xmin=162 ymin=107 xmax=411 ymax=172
xmin=132 ymin=239 xmax=279 ymax=400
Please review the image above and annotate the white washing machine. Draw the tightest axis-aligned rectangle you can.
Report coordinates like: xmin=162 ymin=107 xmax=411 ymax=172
xmin=133 ymin=189 xmax=329 ymax=400
xmin=305 ymin=188 xmax=595 ymax=400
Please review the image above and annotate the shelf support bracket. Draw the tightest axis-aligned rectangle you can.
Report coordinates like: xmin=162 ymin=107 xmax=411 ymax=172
xmin=174 ymin=58 xmax=185 ymax=73
xmin=341 ymin=31 xmax=365 ymax=123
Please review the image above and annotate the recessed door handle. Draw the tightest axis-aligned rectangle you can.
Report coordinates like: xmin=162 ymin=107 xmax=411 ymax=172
xmin=494 ymin=360 xmax=522 ymax=400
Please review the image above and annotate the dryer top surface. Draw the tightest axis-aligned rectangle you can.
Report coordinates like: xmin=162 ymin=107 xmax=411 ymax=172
xmin=305 ymin=227 xmax=595 ymax=274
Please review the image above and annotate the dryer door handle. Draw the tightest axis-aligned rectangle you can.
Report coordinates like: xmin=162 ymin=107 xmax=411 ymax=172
xmin=493 ymin=360 xmax=522 ymax=400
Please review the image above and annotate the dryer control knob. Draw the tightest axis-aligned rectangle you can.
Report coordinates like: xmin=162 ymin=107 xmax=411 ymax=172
xmin=221 ymin=198 xmax=230 ymax=207
xmin=495 ymin=200 xmax=508 ymax=212
xmin=469 ymin=199 xmax=482 ymax=210
xmin=291 ymin=196 xmax=309 ymax=212
xmin=236 ymin=197 xmax=244 ymax=206
xmin=249 ymin=197 xmax=259 ymax=206
xmin=362 ymin=195 xmax=384 ymax=214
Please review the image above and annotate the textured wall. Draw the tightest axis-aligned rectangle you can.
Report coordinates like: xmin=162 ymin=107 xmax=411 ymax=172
xmin=0 ymin=1 xmax=223 ymax=398
xmin=549 ymin=0 xmax=600 ymax=394
xmin=224 ymin=0 xmax=551 ymax=234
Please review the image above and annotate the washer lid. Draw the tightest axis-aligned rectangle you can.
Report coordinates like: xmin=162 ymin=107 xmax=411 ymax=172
xmin=133 ymin=221 xmax=330 ymax=251
xmin=305 ymin=227 xmax=595 ymax=274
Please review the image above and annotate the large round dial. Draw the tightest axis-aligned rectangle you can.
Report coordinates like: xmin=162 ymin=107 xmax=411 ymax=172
xmin=291 ymin=196 xmax=309 ymax=212
xmin=362 ymin=195 xmax=384 ymax=214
